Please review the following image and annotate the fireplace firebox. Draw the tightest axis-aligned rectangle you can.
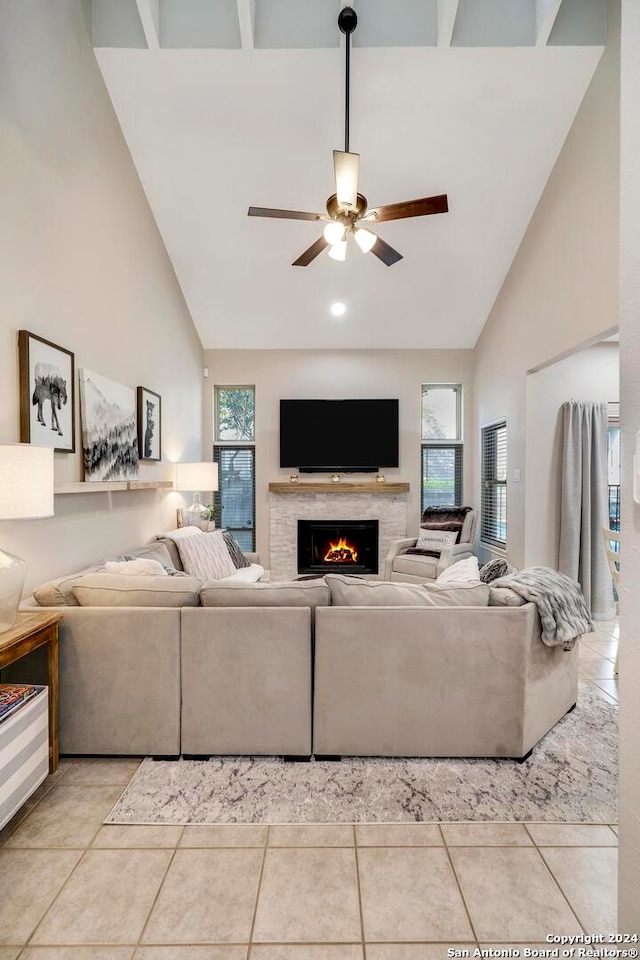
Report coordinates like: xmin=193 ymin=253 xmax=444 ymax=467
xmin=297 ymin=519 xmax=379 ymax=576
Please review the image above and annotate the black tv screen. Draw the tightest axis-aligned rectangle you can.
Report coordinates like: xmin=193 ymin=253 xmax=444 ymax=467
xmin=280 ymin=399 xmax=399 ymax=473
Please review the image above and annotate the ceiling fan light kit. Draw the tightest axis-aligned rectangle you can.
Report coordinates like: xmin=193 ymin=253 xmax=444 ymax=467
xmin=354 ymin=227 xmax=377 ymax=253
xmin=328 ymin=239 xmax=348 ymax=262
xmin=248 ymin=6 xmax=449 ymax=267
xmin=323 ymin=221 xmax=347 ymax=245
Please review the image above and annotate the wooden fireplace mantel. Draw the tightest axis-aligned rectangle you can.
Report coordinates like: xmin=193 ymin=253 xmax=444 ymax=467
xmin=268 ymin=481 xmax=410 ymax=494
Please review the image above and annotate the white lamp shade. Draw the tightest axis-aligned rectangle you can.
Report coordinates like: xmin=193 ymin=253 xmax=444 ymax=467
xmin=0 ymin=444 xmax=54 ymax=520
xmin=174 ymin=462 xmax=219 ymax=492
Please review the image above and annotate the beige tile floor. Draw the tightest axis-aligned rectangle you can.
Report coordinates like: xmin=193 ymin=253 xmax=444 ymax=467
xmin=0 ymin=621 xmax=619 ymax=954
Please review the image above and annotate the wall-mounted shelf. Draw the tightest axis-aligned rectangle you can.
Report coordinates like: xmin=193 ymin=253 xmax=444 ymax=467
xmin=54 ymin=480 xmax=174 ymax=495
xmin=268 ymin=482 xmax=410 ymax=495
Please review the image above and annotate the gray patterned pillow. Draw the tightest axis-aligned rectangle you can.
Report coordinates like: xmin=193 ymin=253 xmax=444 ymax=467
xmin=223 ymin=533 xmax=251 ymax=569
xmin=479 ymin=558 xmax=517 ymax=583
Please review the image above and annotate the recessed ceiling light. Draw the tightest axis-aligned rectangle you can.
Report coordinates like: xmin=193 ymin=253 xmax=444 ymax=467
xmin=330 ymin=302 xmax=346 ymax=317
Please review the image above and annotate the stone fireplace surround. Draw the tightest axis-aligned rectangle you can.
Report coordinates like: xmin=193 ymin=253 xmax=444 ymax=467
xmin=268 ymin=482 xmax=409 ymax=582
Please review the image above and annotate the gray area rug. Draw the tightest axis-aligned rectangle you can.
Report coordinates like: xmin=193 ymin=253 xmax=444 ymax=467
xmin=106 ymin=683 xmax=617 ymax=824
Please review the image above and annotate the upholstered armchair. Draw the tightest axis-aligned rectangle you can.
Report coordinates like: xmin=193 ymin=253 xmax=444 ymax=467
xmin=383 ymin=509 xmax=477 ymax=583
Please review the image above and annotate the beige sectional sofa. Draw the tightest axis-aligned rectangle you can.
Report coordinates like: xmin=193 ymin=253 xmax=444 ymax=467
xmin=5 ymin=545 xmax=580 ymax=762
xmin=313 ymin=603 xmax=578 ymax=759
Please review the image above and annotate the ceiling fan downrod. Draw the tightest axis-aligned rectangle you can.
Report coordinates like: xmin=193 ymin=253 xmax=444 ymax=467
xmin=338 ymin=6 xmax=357 ymax=154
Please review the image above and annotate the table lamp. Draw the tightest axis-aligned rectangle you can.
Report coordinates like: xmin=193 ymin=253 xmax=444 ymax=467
xmin=0 ymin=444 xmax=54 ymax=631
xmin=174 ymin=462 xmax=218 ymax=528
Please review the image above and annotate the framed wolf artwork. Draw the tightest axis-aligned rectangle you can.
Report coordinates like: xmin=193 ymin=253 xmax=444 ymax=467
xmin=18 ymin=330 xmax=76 ymax=453
xmin=137 ymin=386 xmax=162 ymax=462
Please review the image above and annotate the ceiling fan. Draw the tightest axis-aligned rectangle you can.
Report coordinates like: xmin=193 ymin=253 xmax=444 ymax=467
xmin=248 ymin=5 xmax=448 ymax=267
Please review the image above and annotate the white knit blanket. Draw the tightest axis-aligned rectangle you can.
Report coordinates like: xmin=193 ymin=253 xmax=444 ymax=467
xmin=492 ymin=566 xmax=595 ymax=650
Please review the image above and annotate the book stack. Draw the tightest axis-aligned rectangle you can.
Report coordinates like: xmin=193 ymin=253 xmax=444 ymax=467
xmin=0 ymin=683 xmax=40 ymax=724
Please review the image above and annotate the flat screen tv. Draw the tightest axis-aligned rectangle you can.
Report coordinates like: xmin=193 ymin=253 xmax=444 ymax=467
xmin=280 ymin=399 xmax=399 ymax=473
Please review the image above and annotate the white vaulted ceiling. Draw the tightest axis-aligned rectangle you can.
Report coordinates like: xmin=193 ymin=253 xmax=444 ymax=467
xmin=94 ymin=1 xmax=605 ymax=349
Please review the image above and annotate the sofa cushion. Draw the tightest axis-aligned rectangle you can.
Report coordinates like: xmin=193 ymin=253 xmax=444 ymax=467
xmin=33 ymin=564 xmax=106 ymax=607
xmin=392 ymin=554 xmax=438 ymax=579
xmin=201 ymin=578 xmax=330 ymax=608
xmin=176 ymin=531 xmax=236 ymax=581
xmin=73 ymin=574 xmax=202 ymax=607
xmin=325 ymin=575 xmax=489 ymax=608
xmin=223 ymin=533 xmax=252 ymax=569
xmin=488 ymin=585 xmax=527 ymax=607
xmin=436 ymin=556 xmax=480 ymax=584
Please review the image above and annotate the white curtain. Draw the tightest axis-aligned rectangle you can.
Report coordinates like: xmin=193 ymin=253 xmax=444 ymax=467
xmin=558 ymin=400 xmax=614 ymax=620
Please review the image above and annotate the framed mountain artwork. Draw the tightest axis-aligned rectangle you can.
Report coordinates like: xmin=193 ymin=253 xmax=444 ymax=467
xmin=78 ymin=368 xmax=139 ymax=481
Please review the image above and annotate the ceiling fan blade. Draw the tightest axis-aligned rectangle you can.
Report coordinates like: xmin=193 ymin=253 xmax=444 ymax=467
xmin=333 ymin=150 xmax=360 ymax=211
xmin=292 ymin=235 xmax=330 ymax=267
xmin=367 ymin=194 xmax=449 ymax=223
xmin=248 ymin=207 xmax=322 ymax=221
xmin=370 ymin=234 xmax=403 ymax=267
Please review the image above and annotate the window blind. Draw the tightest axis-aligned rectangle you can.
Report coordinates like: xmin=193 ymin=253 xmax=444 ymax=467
xmin=213 ymin=445 xmax=256 ymax=551
xmin=421 ymin=444 xmax=463 ymax=511
xmin=481 ymin=422 xmax=507 ymax=547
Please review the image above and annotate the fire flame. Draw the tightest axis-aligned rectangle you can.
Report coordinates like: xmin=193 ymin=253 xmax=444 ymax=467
xmin=324 ymin=537 xmax=358 ymax=563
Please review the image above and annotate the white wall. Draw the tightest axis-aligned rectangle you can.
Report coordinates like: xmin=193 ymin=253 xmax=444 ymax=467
xmin=203 ymin=349 xmax=474 ymax=566
xmin=618 ymin=0 xmax=640 ymax=929
xmin=0 ymin=0 xmax=203 ymax=591
xmin=525 ymin=342 xmax=619 ymax=568
xmin=473 ymin=0 xmax=620 ymax=568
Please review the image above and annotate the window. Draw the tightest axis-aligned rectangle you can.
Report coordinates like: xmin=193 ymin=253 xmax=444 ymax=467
xmin=421 ymin=445 xmax=463 ymax=508
xmin=481 ymin=421 xmax=507 ymax=548
xmin=421 ymin=384 xmax=463 ymax=514
xmin=421 ymin=384 xmax=462 ymax=441
xmin=215 ymin=386 xmax=255 ymax=442
xmin=214 ymin=386 xmax=255 ymax=551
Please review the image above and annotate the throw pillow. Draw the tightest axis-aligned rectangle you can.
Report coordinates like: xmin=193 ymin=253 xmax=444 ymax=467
xmin=223 ymin=533 xmax=251 ymax=569
xmin=479 ymin=558 xmax=517 ymax=583
xmin=436 ymin=556 xmax=480 ymax=584
xmin=419 ymin=520 xmax=463 ymax=542
xmin=159 ymin=525 xmax=204 ymax=540
xmin=414 ymin=528 xmax=458 ymax=556
xmin=104 ymin=559 xmax=168 ymax=577
xmin=176 ymin=530 xmax=236 ymax=581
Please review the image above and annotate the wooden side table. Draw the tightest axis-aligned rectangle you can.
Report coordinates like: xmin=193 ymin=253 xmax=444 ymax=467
xmin=0 ymin=611 xmax=62 ymax=773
